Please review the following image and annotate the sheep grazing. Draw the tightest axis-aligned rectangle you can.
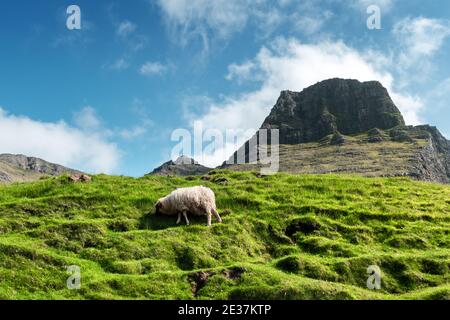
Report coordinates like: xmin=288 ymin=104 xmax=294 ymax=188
xmin=155 ymin=186 xmax=222 ymax=227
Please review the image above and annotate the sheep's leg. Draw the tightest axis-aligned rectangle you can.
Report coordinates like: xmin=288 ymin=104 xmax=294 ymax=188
xmin=176 ymin=212 xmax=182 ymax=224
xmin=182 ymin=211 xmax=190 ymax=225
xmin=207 ymin=212 xmax=212 ymax=227
xmin=211 ymin=208 xmax=222 ymax=223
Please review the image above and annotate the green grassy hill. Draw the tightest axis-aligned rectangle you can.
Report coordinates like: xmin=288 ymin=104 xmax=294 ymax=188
xmin=0 ymin=171 xmax=449 ymax=300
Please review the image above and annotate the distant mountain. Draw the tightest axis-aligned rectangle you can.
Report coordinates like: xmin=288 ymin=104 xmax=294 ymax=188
xmin=0 ymin=154 xmax=80 ymax=183
xmin=148 ymin=156 xmax=211 ymax=176
xmin=223 ymin=78 xmax=450 ymax=184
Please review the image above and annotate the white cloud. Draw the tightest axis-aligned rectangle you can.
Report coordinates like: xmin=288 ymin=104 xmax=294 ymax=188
xmin=139 ymin=61 xmax=170 ymax=76
xmin=287 ymin=1 xmax=334 ymax=36
xmin=394 ymin=17 xmax=450 ymax=59
xmin=106 ymin=58 xmax=129 ymax=71
xmin=226 ymin=61 xmax=256 ymax=82
xmin=189 ymin=38 xmax=424 ymax=167
xmin=157 ymin=0 xmax=334 ymax=55
xmin=117 ymin=20 xmax=137 ymax=38
xmin=389 ymin=93 xmax=424 ymax=126
xmin=157 ymin=0 xmax=255 ymax=56
xmin=115 ymin=20 xmax=148 ymax=52
xmin=73 ymin=105 xmax=152 ymax=140
xmin=250 ymin=7 xmax=286 ymax=37
xmin=391 ymin=17 xmax=450 ymax=87
xmin=157 ymin=0 xmax=334 ymax=38
xmin=156 ymin=0 xmax=341 ymax=56
xmin=157 ymin=0 xmax=251 ymax=39
xmin=73 ymin=106 xmax=102 ymax=130
xmin=103 ymin=19 xmax=145 ymax=72
xmin=0 ymin=107 xmax=120 ymax=174
xmin=129 ymin=35 xmax=148 ymax=52
xmin=292 ymin=14 xmax=329 ymax=36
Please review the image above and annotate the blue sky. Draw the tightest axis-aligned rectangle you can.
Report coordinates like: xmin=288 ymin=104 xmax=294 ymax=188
xmin=0 ymin=0 xmax=449 ymax=176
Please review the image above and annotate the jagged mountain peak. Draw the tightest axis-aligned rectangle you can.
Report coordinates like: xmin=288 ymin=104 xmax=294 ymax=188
xmin=149 ymin=156 xmax=211 ymax=176
xmin=173 ymin=155 xmax=198 ymax=165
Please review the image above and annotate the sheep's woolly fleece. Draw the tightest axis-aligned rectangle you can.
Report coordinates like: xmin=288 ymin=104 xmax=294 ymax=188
xmin=156 ymin=186 xmax=222 ymax=226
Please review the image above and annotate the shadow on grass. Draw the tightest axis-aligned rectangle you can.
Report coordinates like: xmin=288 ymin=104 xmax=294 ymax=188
xmin=139 ymin=212 xmax=209 ymax=230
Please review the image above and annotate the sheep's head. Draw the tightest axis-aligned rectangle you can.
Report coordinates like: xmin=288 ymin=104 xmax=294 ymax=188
xmin=155 ymin=198 xmax=169 ymax=215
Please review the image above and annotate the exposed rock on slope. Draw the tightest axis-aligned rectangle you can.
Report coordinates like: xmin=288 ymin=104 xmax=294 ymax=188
xmin=0 ymin=161 xmax=42 ymax=183
xmin=223 ymin=78 xmax=450 ymax=184
xmin=148 ymin=156 xmax=211 ymax=176
xmin=0 ymin=154 xmax=80 ymax=183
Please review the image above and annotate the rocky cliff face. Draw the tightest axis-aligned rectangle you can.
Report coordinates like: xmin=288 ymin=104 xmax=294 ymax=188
xmin=406 ymin=125 xmax=450 ymax=183
xmin=224 ymin=78 xmax=450 ymax=184
xmin=0 ymin=154 xmax=80 ymax=183
xmin=261 ymin=78 xmax=405 ymax=144
xmin=148 ymin=156 xmax=211 ymax=176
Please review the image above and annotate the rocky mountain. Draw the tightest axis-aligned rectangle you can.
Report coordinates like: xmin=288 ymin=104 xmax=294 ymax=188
xmin=261 ymin=78 xmax=405 ymax=143
xmin=0 ymin=154 xmax=80 ymax=183
xmin=148 ymin=156 xmax=211 ymax=176
xmin=223 ymin=78 xmax=450 ymax=184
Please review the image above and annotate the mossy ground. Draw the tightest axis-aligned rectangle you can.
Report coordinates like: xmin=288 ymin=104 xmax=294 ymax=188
xmin=0 ymin=171 xmax=449 ymax=300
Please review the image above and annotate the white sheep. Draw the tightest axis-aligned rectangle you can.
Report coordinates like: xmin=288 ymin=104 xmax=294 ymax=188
xmin=155 ymin=186 xmax=222 ymax=227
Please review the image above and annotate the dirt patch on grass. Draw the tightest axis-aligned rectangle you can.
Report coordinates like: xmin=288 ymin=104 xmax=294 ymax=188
xmin=188 ymin=267 xmax=245 ymax=296
xmin=285 ymin=217 xmax=322 ymax=238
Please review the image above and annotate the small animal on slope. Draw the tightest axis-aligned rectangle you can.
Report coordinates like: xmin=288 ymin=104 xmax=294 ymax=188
xmin=155 ymin=186 xmax=222 ymax=226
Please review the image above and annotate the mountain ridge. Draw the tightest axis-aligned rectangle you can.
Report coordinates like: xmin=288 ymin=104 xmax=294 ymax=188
xmin=2 ymin=79 xmax=449 ymax=184
xmin=222 ymin=78 xmax=450 ymax=184
xmin=0 ymin=154 xmax=80 ymax=183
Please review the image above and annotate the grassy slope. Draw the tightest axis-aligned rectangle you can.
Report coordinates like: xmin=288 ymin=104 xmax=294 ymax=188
xmin=227 ymin=133 xmax=430 ymax=178
xmin=0 ymin=171 xmax=449 ymax=300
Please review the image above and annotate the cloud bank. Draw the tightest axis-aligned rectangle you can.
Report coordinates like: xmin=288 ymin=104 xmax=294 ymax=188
xmin=0 ymin=107 xmax=120 ymax=174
